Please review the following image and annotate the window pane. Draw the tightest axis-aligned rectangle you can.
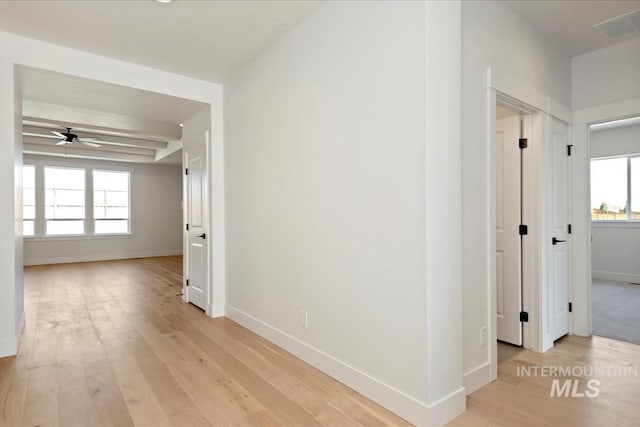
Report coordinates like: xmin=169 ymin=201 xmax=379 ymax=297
xmin=95 ymin=220 xmax=129 ymax=234
xmin=23 ymin=220 xmax=34 ymax=237
xmin=46 ymin=220 xmax=84 ymax=235
xmin=23 ymin=166 xmax=35 ymax=220
xmin=93 ymin=170 xmax=129 ymax=221
xmin=632 ymin=158 xmax=640 ymax=220
xmin=591 ymin=158 xmax=628 ymax=221
xmin=45 ymin=167 xmax=85 ymax=223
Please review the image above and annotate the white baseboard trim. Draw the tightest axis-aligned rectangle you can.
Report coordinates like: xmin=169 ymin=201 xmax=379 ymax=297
xmin=592 ymin=270 xmax=640 ymax=284
xmin=24 ymin=249 xmax=183 ymax=266
xmin=226 ymin=304 xmax=465 ymax=426
xmin=463 ymin=362 xmax=491 ymax=395
xmin=0 ymin=334 xmax=17 ymax=358
xmin=426 ymin=387 xmax=467 ymax=426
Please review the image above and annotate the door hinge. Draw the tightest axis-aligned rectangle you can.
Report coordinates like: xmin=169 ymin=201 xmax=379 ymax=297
xmin=186 ymin=279 xmax=189 ymax=287
xmin=568 ymin=224 xmax=572 ymax=234
xmin=567 ymin=144 xmax=573 ymax=156
xmin=186 ymin=223 xmax=189 ymax=231
xmin=520 ymin=311 xmax=529 ymax=322
xmin=185 ymin=168 xmax=189 ymax=175
xmin=519 ymin=138 xmax=528 ymax=149
xmin=569 ymin=302 xmax=573 ymax=313
xmin=519 ymin=224 xmax=528 ymax=236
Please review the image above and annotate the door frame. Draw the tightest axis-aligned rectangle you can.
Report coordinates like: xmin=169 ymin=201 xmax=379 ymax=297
xmin=571 ymin=97 xmax=640 ymax=337
xmin=485 ymin=67 xmax=574 ymax=381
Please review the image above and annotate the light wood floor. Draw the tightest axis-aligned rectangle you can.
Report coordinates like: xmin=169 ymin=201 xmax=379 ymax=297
xmin=449 ymin=334 xmax=640 ymax=427
xmin=0 ymin=257 xmax=409 ymax=427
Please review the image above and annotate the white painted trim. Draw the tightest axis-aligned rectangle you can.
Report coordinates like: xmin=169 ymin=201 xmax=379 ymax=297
xmin=426 ymin=387 xmax=466 ymax=427
xmin=226 ymin=304 xmax=462 ymax=426
xmin=23 ymin=249 xmax=182 ymax=266
xmin=463 ymin=362 xmax=492 ymax=395
xmin=592 ymin=271 xmax=640 ymax=284
xmin=0 ymin=335 xmax=17 ymax=358
xmin=0 ymin=309 xmax=21 ymax=358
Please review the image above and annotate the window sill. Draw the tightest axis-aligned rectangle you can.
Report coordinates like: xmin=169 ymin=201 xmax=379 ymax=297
xmin=24 ymin=233 xmax=135 ymax=242
xmin=591 ymin=221 xmax=640 ymax=229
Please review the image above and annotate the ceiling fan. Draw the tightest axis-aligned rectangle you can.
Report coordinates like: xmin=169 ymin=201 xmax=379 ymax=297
xmin=51 ymin=127 xmax=101 ymax=148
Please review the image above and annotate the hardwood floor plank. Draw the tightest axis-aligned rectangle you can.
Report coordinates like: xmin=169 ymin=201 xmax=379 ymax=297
xmin=10 ymin=256 xmax=636 ymax=427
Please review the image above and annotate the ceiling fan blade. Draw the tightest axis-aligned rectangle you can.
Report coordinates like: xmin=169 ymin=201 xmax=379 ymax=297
xmin=80 ymin=141 xmax=101 ymax=148
xmin=51 ymin=131 xmax=65 ymax=138
xmin=55 ymin=140 xmax=67 ymax=146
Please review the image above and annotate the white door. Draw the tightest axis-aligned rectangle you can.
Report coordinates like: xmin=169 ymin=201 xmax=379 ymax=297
xmin=185 ymin=142 xmax=208 ymax=311
xmin=549 ymin=119 xmax=571 ymax=340
xmin=496 ymin=116 xmax=522 ymax=345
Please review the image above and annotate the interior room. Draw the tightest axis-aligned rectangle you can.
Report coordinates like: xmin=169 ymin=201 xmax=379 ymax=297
xmin=590 ymin=116 xmax=640 ymax=345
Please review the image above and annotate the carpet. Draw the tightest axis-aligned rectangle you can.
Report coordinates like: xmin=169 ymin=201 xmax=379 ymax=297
xmin=592 ymin=279 xmax=640 ymax=346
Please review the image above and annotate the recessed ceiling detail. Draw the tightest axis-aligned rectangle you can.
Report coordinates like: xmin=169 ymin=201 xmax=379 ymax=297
xmin=22 ymin=120 xmax=180 ymax=164
xmin=16 ymin=66 xmax=208 ymax=165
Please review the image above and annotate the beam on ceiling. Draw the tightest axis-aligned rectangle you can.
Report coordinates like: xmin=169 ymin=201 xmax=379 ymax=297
xmin=23 ymin=144 xmax=156 ymax=164
xmin=22 ymin=136 xmax=157 ymax=157
xmin=22 ymin=125 xmax=168 ymax=150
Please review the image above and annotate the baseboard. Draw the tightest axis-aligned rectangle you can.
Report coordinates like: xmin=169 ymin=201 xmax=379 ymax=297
xmin=0 ymin=334 xmax=17 ymax=358
xmin=463 ymin=362 xmax=491 ymax=395
xmin=592 ymin=270 xmax=640 ymax=284
xmin=24 ymin=249 xmax=183 ymax=266
xmin=226 ymin=304 xmax=465 ymax=426
xmin=426 ymin=387 xmax=467 ymax=426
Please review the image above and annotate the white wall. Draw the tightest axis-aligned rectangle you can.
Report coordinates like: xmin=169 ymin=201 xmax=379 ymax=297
xmin=572 ymin=38 xmax=640 ymax=110
xmin=461 ymin=0 xmax=571 ymax=390
xmin=23 ymin=155 xmax=183 ymax=265
xmin=590 ymin=124 xmax=640 ymax=283
xmin=225 ymin=1 xmax=463 ymax=424
xmin=592 ymin=225 xmax=640 ymax=283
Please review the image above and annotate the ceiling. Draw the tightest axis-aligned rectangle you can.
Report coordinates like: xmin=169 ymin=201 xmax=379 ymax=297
xmin=18 ymin=66 xmax=208 ymax=165
xmin=505 ymin=0 xmax=640 ymax=57
xmin=0 ymin=0 xmax=323 ymax=83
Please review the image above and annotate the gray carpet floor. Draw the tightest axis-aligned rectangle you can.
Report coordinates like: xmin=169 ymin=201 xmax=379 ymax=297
xmin=592 ymin=279 xmax=640 ymax=345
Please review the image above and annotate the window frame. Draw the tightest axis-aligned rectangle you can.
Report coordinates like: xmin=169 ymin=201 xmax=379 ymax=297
xmin=590 ymin=154 xmax=640 ymax=223
xmin=93 ymin=169 xmax=132 ymax=235
xmin=23 ymin=160 xmax=134 ymax=239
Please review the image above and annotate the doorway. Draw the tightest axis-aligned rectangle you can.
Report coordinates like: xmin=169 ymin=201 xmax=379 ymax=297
xmin=490 ymin=90 xmax=573 ymax=378
xmin=589 ymin=116 xmax=640 ymax=346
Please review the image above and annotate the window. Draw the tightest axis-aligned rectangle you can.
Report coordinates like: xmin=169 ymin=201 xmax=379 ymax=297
xmin=591 ymin=156 xmax=640 ymax=221
xmin=45 ymin=167 xmax=85 ymax=235
xmin=94 ymin=170 xmax=130 ymax=234
xmin=23 ymin=163 xmax=132 ymax=238
xmin=23 ymin=165 xmax=35 ymax=236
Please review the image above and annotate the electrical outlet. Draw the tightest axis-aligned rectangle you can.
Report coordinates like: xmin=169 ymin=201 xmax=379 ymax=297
xmin=299 ymin=311 xmax=309 ymax=329
xmin=480 ymin=326 xmax=488 ymax=346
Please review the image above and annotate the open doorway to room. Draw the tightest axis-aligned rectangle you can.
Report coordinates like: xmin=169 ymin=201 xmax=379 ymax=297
xmin=18 ymin=65 xmax=212 ymax=314
xmin=491 ymin=92 xmax=572 ymax=370
xmin=589 ymin=115 xmax=640 ymax=346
